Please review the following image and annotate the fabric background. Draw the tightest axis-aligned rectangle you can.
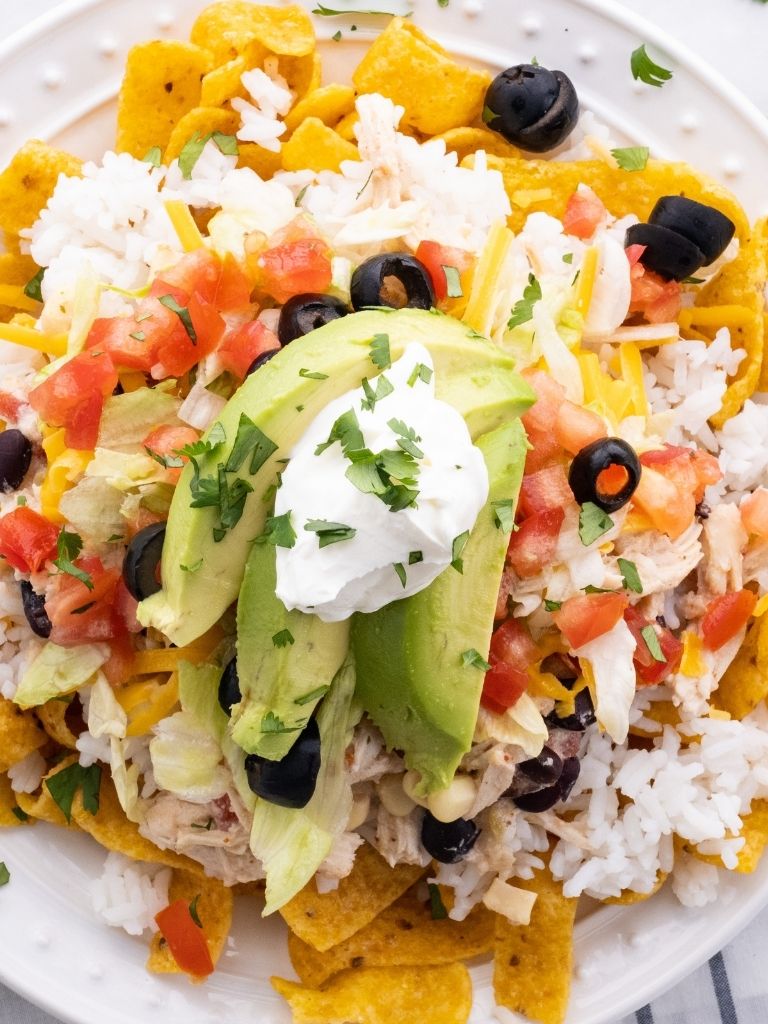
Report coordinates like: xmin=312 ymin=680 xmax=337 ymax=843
xmin=1 ymin=0 xmax=767 ymax=1021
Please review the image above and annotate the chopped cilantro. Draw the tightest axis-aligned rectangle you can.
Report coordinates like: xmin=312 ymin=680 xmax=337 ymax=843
xmin=181 ymin=560 xmax=203 ymax=574
xmin=578 ymin=502 xmax=614 ymax=546
xmin=295 ymin=184 xmax=310 ymax=207
xmin=54 ymin=530 xmax=94 ymax=590
xmin=641 ymin=624 xmax=666 ymax=662
xmin=311 ymin=4 xmax=411 ymax=15
xmin=315 ymin=409 xmax=365 ymax=456
xmin=294 ymin=685 xmax=330 ymax=706
xmin=225 ymin=413 xmax=278 ymax=475
xmin=272 ymin=629 xmax=295 ymax=648
xmin=508 ymin=273 xmax=542 ymax=329
xmin=491 ymin=499 xmax=516 ymax=532
xmin=442 ymin=265 xmax=463 ymax=298
xmin=583 ymin=585 xmax=612 ymax=594
xmin=482 ymin=104 xmax=496 ymax=125
xmin=370 ymin=333 xmax=391 ymax=370
xmin=544 ymin=599 xmax=562 ymax=612
xmin=142 ymin=146 xmax=162 ymax=167
xmin=451 ymin=530 xmax=469 ymax=573
xmin=618 ymin=557 xmax=643 ymax=594
xmin=406 ymin=362 xmax=433 ymax=387
xmin=388 ymin=418 xmax=423 ymax=459
xmin=45 ymin=762 xmax=101 ymax=824
xmin=178 ymin=131 xmax=239 ymax=178
xmin=261 ymin=711 xmax=302 ymax=734
xmin=158 ymin=294 xmax=196 ymax=342
xmin=0 ymin=863 xmax=8 ymax=887
xmin=11 ymin=806 xmax=29 ymax=822
xmin=257 ymin=511 xmax=297 ymax=549
xmin=562 ymin=253 xmax=574 ymax=265
xmin=630 ymin=44 xmax=673 ymax=88
xmin=611 ymin=146 xmax=650 ymax=171
xmin=299 ymin=368 xmax=330 ymax=380
xmin=361 ymin=374 xmax=394 ymax=412
xmin=129 ymin=330 xmax=146 ymax=342
xmin=461 ymin=648 xmax=491 ymax=671
xmin=428 ymin=882 xmax=448 ymax=918
xmin=393 ymin=562 xmax=407 ymax=587
xmin=189 ymin=895 xmax=203 ymax=927
xmin=106 ymin=533 xmax=124 ymax=543
xmin=23 ymin=267 xmax=45 ymax=302
xmin=145 ymin=446 xmax=184 ymax=469
xmin=682 ymin=275 xmax=705 ymax=284
xmin=16 ymin=496 xmax=26 ymax=507
xmin=304 ymin=519 xmax=356 ymax=548
xmin=408 ymin=550 xmax=423 ymax=565
xmin=332 ymin=28 xmax=342 ymax=40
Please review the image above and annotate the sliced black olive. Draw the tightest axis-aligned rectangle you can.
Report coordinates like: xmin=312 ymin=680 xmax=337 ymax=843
xmin=0 ymin=430 xmax=32 ymax=492
xmin=625 ymin=222 xmax=705 ymax=282
xmin=514 ymin=755 xmax=581 ymax=811
xmin=245 ymin=717 xmax=321 ymax=809
xmin=484 ymin=65 xmax=579 ymax=153
xmin=20 ymin=581 xmax=51 ymax=639
xmin=518 ymin=746 xmax=563 ymax=785
xmin=540 ymin=652 xmax=578 ymax=685
xmin=545 ymin=688 xmax=596 ymax=732
xmin=122 ymin=522 xmax=165 ymax=601
xmin=648 ymin=196 xmax=735 ymax=266
xmin=557 ymin=756 xmax=581 ymax=803
xmin=350 ymin=253 xmax=435 ymax=312
xmin=568 ymin=437 xmax=641 ymax=513
xmin=421 ymin=811 xmax=480 ymax=864
xmin=218 ymin=658 xmax=241 ymax=716
xmin=278 ymin=293 xmax=349 ymax=345
xmin=246 ymin=349 xmax=278 ymax=376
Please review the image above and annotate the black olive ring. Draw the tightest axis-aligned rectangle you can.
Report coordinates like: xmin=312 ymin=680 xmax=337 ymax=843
xmin=568 ymin=437 xmax=641 ymax=514
xmin=350 ymin=253 xmax=435 ymax=312
xmin=122 ymin=522 xmax=166 ymax=601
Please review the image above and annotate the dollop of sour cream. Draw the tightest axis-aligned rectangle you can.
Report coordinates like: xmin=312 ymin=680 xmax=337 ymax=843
xmin=274 ymin=342 xmax=490 ymax=621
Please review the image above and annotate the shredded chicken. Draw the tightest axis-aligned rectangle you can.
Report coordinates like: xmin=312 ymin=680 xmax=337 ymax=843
xmin=612 ymin=522 xmax=703 ymax=597
xmin=346 ymin=721 xmax=404 ymax=785
xmin=466 ymin=745 xmax=519 ymax=819
xmin=700 ymin=504 xmax=747 ymax=596
xmin=315 ymin=831 xmax=365 ymax=892
xmin=372 ymin=804 xmax=431 ymax=869
xmin=743 ymin=538 xmax=768 ymax=585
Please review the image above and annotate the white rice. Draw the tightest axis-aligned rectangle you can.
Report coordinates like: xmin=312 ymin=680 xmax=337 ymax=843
xmin=232 ymin=63 xmax=293 ymax=152
xmin=7 ymin=750 xmax=46 ymax=793
xmin=90 ymin=852 xmax=171 ymax=936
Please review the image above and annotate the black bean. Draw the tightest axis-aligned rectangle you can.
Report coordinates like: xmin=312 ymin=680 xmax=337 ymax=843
xmin=421 ymin=812 xmax=480 ymax=864
xmin=518 ymin=746 xmax=563 ymax=785
xmin=245 ymin=717 xmax=321 ymax=809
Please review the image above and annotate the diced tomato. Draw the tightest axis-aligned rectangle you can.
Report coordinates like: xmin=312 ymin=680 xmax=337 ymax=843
xmin=45 ymin=556 xmax=122 ymax=646
xmin=554 ymin=400 xmax=607 ymax=455
xmin=125 ymin=505 xmax=168 ymax=541
xmin=103 ymin=630 xmax=136 ymax=687
xmin=0 ymin=392 xmax=23 ymax=425
xmin=0 ymin=508 xmax=59 ymax=573
xmin=113 ymin=577 xmax=141 ymax=634
xmin=553 ymin=592 xmax=629 ymax=650
xmin=143 ymin=425 xmax=199 ymax=481
xmin=624 ymin=606 xmax=684 ymax=685
xmin=86 ymin=315 xmax=155 ymax=373
xmin=490 ymin=617 xmax=542 ymax=667
xmin=507 ymin=507 xmax=564 ymax=579
xmin=481 ymin=618 xmax=541 ymax=714
xmin=740 ymin=488 xmax=768 ymax=538
xmin=520 ymin=369 xmax=567 ymax=472
xmin=217 ymin=321 xmax=280 ymax=380
xmin=257 ymin=238 xmax=332 ymax=304
xmin=518 ymin=464 xmax=574 ymax=518
xmin=628 ymin=252 xmax=682 ymax=324
xmin=150 ymin=250 xmax=251 ymax=313
xmin=563 ymin=187 xmax=606 ymax=239
xmin=631 ymin=465 xmax=695 ymax=540
xmin=153 ymin=293 xmax=225 ymax=379
xmin=29 ymin=350 xmax=117 ymax=443
xmin=625 ymin=244 xmax=646 ymax=268
xmin=701 ymin=589 xmax=757 ymax=651
xmin=640 ymin=445 xmax=721 ymax=503
xmin=155 ymin=900 xmax=214 ymax=978
xmin=414 ymin=241 xmax=474 ymax=303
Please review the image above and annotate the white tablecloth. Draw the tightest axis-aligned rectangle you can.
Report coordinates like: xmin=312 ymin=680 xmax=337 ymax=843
xmin=2 ymin=1 xmax=768 ymax=1022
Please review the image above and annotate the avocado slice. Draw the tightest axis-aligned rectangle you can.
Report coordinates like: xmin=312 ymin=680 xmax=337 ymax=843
xmin=232 ymin=540 xmax=350 ymax=759
xmin=352 ymin=418 xmax=527 ymax=795
xmin=138 ymin=309 xmax=535 ymax=646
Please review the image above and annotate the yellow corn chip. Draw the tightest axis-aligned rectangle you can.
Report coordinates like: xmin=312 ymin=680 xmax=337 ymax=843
xmin=237 ymin=143 xmax=282 ymax=179
xmin=16 ymin=755 xmax=78 ymax=828
xmin=285 ymin=85 xmax=355 ymax=134
xmin=282 ymin=118 xmax=359 ymax=174
xmin=191 ymin=2 xmax=316 ymax=66
xmin=163 ymin=107 xmax=241 ymax=164
xmin=629 ymin=699 xmax=681 ymax=738
xmin=479 ymin=155 xmax=751 ymax=240
xmin=148 ymin=867 xmax=233 ymax=974
xmin=436 ymin=126 xmax=521 ymax=163
xmin=281 ymin=52 xmax=322 ymax=102
xmin=36 ymin=697 xmax=81 ymax=749
xmin=352 ymin=19 xmax=490 ymax=136
xmin=116 ymin=41 xmax=212 ymax=158
xmin=732 ymin=800 xmax=768 ymax=872
xmin=200 ymin=56 xmax=248 ymax=108
xmin=288 ymin=884 xmax=495 ymax=988
xmin=0 ymin=252 xmax=40 ymax=322
xmin=0 ymin=140 xmax=81 ymax=237
xmin=0 ymin=696 xmax=47 ymax=773
xmin=494 ymin=866 xmax=577 ymax=1024
xmin=0 ymin=773 xmax=33 ymax=827
xmin=272 ymin=963 xmax=473 ymax=1024
xmin=280 ymin=842 xmax=426 ymax=952
xmin=713 ymin=613 xmax=768 ymax=719
xmin=335 ymin=111 xmax=359 ymax=144
xmin=603 ymin=871 xmax=668 ymax=905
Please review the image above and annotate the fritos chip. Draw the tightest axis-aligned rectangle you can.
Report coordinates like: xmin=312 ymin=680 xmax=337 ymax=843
xmin=0 ymin=695 xmax=46 ymax=773
xmin=272 ymin=963 xmax=473 ymax=1024
xmin=288 ymin=884 xmax=495 ymax=988
xmin=352 ymin=18 xmax=490 ymax=136
xmin=200 ymin=56 xmax=248 ymax=108
xmin=712 ymin=613 xmax=768 ymax=719
xmin=603 ymin=871 xmax=668 ymax=905
xmin=436 ymin=126 xmax=521 ymax=163
xmin=0 ymin=140 xmax=81 ymax=237
xmin=629 ymin=699 xmax=681 ymax=738
xmin=237 ymin=143 xmax=282 ymax=179
xmin=116 ymin=41 xmax=212 ymax=158
xmin=285 ymin=85 xmax=356 ymax=134
xmin=163 ymin=107 xmax=240 ymax=164
xmin=191 ymin=2 xmax=315 ymax=65
xmin=16 ymin=755 xmax=79 ymax=828
xmin=685 ymin=800 xmax=768 ymax=873
xmin=280 ymin=52 xmax=322 ymax=102
xmin=493 ymin=866 xmax=577 ymax=1024
xmin=0 ymin=773 xmax=33 ymax=827
xmin=479 ymin=155 xmax=751 ymax=239
xmin=0 ymin=252 xmax=40 ymax=321
xmin=280 ymin=842 xmax=426 ymax=952
xmin=36 ymin=697 xmax=81 ymax=749
xmin=148 ymin=867 xmax=233 ymax=974
xmin=282 ymin=118 xmax=359 ymax=174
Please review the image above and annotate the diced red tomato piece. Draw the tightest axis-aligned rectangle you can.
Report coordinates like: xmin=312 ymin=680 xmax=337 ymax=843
xmin=151 ymin=292 xmax=225 ymax=378
xmin=490 ymin=617 xmax=542 ymax=667
xmin=701 ymin=589 xmax=757 ymax=651
xmin=113 ymin=577 xmax=142 ymax=635
xmin=553 ymin=592 xmax=629 ymax=649
xmin=143 ymin=425 xmax=199 ymax=481
xmin=624 ymin=606 xmax=684 ymax=685
xmin=481 ymin=658 xmax=529 ymax=715
xmin=507 ymin=507 xmax=564 ymax=579
xmin=631 ymin=465 xmax=695 ymax=540
xmin=217 ymin=321 xmax=280 ymax=380
xmin=740 ymin=488 xmax=768 ymax=538
xmin=0 ymin=508 xmax=59 ymax=573
xmin=518 ymin=464 xmax=574 ymax=518
xmin=520 ymin=369 xmax=567 ymax=472
xmin=155 ymin=900 xmax=214 ymax=978
xmin=46 ymin=556 xmax=122 ymax=646
xmin=103 ymin=630 xmax=136 ymax=687
xmin=150 ymin=250 xmax=251 ymax=312
xmin=0 ymin=392 xmax=23 ymax=425
xmin=628 ymin=254 xmax=682 ymax=324
xmin=29 ymin=350 xmax=117 ymax=442
xmin=640 ymin=445 xmax=721 ymax=503
xmin=86 ymin=315 xmax=156 ymax=373
xmin=257 ymin=238 xmax=332 ymax=304
xmin=554 ymin=400 xmax=607 ymax=455
xmin=414 ymin=240 xmax=474 ymax=303
xmin=563 ymin=187 xmax=606 ymax=239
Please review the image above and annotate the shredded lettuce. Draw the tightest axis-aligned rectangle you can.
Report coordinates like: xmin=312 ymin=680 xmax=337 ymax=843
xmin=85 ymin=448 xmax=168 ymax=491
xmin=250 ymin=656 xmax=361 ymax=915
xmin=14 ymin=642 xmax=110 ymax=709
xmin=68 ymin=267 xmax=102 ymax=355
xmin=149 ymin=710 xmax=230 ymax=803
xmin=474 ymin=692 xmax=547 ymax=757
xmin=87 ymin=673 xmax=127 ymax=738
xmin=110 ymin=737 xmax=141 ymax=822
xmin=577 ymin=618 xmax=637 ymax=744
xmin=98 ymin=388 xmax=182 ymax=453
xmin=58 ymin=476 xmax=125 ymax=547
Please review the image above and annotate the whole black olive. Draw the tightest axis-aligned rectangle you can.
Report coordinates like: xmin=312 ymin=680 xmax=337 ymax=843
xmin=0 ymin=430 xmax=32 ymax=492
xmin=246 ymin=349 xmax=278 ymax=376
xmin=277 ymin=294 xmax=349 ymax=345
xmin=350 ymin=253 xmax=435 ymax=312
xmin=421 ymin=811 xmax=480 ymax=864
xmin=513 ymin=755 xmax=581 ymax=811
xmin=648 ymin=196 xmax=735 ymax=266
xmin=245 ymin=717 xmax=321 ymax=809
xmin=568 ymin=437 xmax=641 ymax=513
xmin=218 ymin=658 xmax=241 ymax=716
xmin=558 ymin=756 xmax=581 ymax=803
xmin=518 ymin=746 xmax=563 ymax=785
xmin=624 ymin=222 xmax=705 ymax=282
xmin=483 ymin=64 xmax=579 ymax=153
xmin=122 ymin=522 xmax=166 ymax=602
xmin=20 ymin=581 xmax=51 ymax=639
xmin=545 ymin=687 xmax=596 ymax=732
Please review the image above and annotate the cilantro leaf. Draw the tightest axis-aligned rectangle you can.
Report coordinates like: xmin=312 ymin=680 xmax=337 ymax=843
xmin=370 ymin=333 xmax=391 ymax=370
xmin=618 ymin=557 xmax=643 ymax=594
xmin=508 ymin=273 xmax=542 ymax=329
xmin=562 ymin=253 xmax=574 ymax=265
xmin=11 ymin=806 xmax=29 ymax=822
xmin=299 ymin=368 xmax=329 ymax=380
xmin=210 ymin=131 xmax=238 ymax=156
xmin=611 ymin=146 xmax=650 ymax=171
xmin=361 ymin=374 xmax=394 ymax=412
xmin=311 ymin=4 xmax=412 ymax=15
xmin=388 ymin=418 xmax=423 ymax=459
xmin=641 ymin=624 xmax=666 ymax=662
xmin=393 ymin=562 xmax=407 ymax=587
xmin=332 ymin=28 xmax=342 ymax=40
xmin=145 ymin=446 xmax=184 ymax=469
xmin=142 ymin=147 xmax=162 ymax=167
xmin=0 ymin=863 xmax=8 ymax=887
xmin=491 ymin=499 xmax=516 ymax=532
xmin=294 ymin=685 xmax=330 ymax=706
xmin=578 ymin=502 xmax=614 ymax=546
xmin=178 ymin=131 xmax=238 ymax=178
xmin=406 ymin=362 xmax=433 ymax=387
xmin=158 ymin=294 xmax=196 ymax=342
xmin=408 ymin=550 xmax=423 ymax=565
xmin=544 ymin=599 xmax=562 ymax=612
xmin=315 ymin=409 xmax=365 ymax=456
xmin=461 ymin=648 xmax=491 ymax=671
xmin=189 ymin=895 xmax=203 ymax=928
xmin=45 ymin=762 xmax=101 ymax=824
xmin=630 ymin=44 xmax=673 ymax=87
xmin=225 ymin=413 xmax=278 ymax=475
xmin=482 ymin=104 xmax=496 ymax=126
xmin=23 ymin=267 xmax=45 ymax=302
xmin=272 ymin=629 xmax=295 ymax=648
xmin=181 ymin=560 xmax=203 ymax=574
xmin=257 ymin=511 xmax=297 ymax=549
xmin=451 ymin=530 xmax=469 ymax=573
xmin=53 ymin=530 xmax=94 ymax=590
xmin=304 ymin=519 xmax=356 ymax=548
xmin=428 ymin=882 xmax=448 ymax=918
xmin=261 ymin=711 xmax=302 ymax=734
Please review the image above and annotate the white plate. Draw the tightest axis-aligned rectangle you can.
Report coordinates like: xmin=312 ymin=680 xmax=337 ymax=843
xmin=2 ymin=2 xmax=768 ymax=1023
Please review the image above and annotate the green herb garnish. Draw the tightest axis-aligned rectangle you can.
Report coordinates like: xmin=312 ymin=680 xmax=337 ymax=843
xmin=142 ymin=147 xmax=162 ymax=167
xmin=272 ymin=629 xmax=295 ymax=648
xmin=578 ymin=502 xmax=614 ymax=546
xmin=23 ymin=267 xmax=45 ymax=302
xmin=408 ymin=550 xmax=423 ymax=565
xmin=370 ymin=333 xmax=391 ymax=370
xmin=189 ymin=895 xmax=203 ymax=927
xmin=491 ymin=499 xmax=516 ymax=532
xmin=544 ymin=599 xmax=562 ymax=612
xmin=388 ymin=418 xmax=423 ymax=459
xmin=315 ymin=409 xmax=365 ymax=456
xmin=361 ymin=374 xmax=394 ymax=412
xmin=618 ymin=557 xmax=643 ymax=594
xmin=508 ymin=273 xmax=542 ymax=329
xmin=611 ymin=146 xmax=650 ymax=171
xmin=181 ymin=560 xmax=203 ymax=574
xmin=53 ymin=530 xmax=94 ymax=590
xmin=45 ymin=762 xmax=101 ymax=824
xmin=451 ymin=530 xmax=469 ymax=573
xmin=630 ymin=44 xmax=673 ymax=87
xmin=261 ymin=711 xmax=302 ymax=734
xmin=428 ymin=882 xmax=448 ymax=917
xmin=304 ymin=519 xmax=357 ymax=548
xmin=158 ymin=294 xmax=197 ymax=342
xmin=461 ymin=648 xmax=491 ymax=671
xmin=294 ymin=685 xmax=330 ymax=706
xmin=225 ymin=413 xmax=278 ymax=475
xmin=641 ymin=624 xmax=666 ymax=662
xmin=393 ymin=562 xmax=407 ymax=587
xmin=257 ymin=511 xmax=297 ymax=549
xmin=406 ymin=362 xmax=433 ymax=387
xmin=0 ymin=863 xmax=9 ymax=887
xmin=178 ymin=131 xmax=239 ymax=178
